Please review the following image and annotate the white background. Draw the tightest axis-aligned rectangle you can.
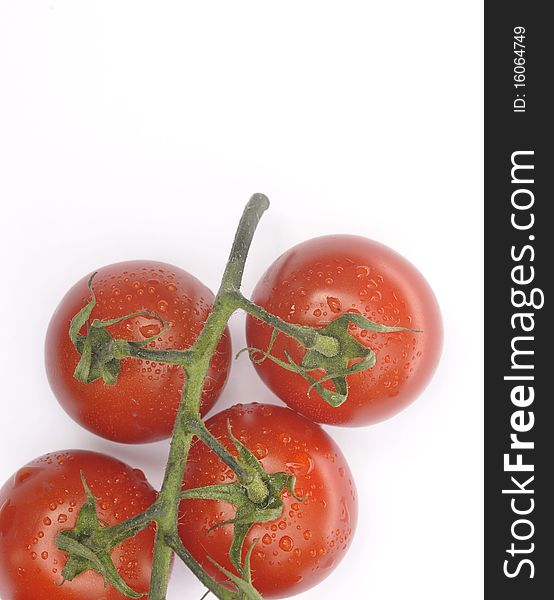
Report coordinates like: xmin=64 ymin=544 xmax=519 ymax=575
xmin=0 ymin=2 xmax=483 ymax=599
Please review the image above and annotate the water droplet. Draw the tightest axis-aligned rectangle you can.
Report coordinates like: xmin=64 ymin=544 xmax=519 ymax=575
xmin=339 ymin=497 xmax=350 ymax=523
xmin=313 ymin=308 xmax=322 ymax=317
xmin=253 ymin=443 xmax=268 ymax=459
xmin=278 ymin=521 xmax=287 ymax=530
xmin=356 ymin=266 xmax=370 ymax=278
xmin=157 ymin=300 xmax=169 ymax=312
xmin=279 ymin=536 xmax=294 ymax=552
xmin=43 ymin=517 xmax=52 ymax=526
xmin=285 ymin=452 xmax=314 ymax=476
xmin=41 ymin=551 xmax=49 ymax=560
xmin=15 ymin=468 xmax=36 ymax=484
xmin=17 ymin=567 xmax=25 ymax=577
xmin=57 ymin=514 xmax=68 ymax=524
xmin=326 ymin=296 xmax=342 ymax=313
xmin=279 ymin=433 xmax=291 ymax=444
xmin=262 ymin=533 xmax=272 ymax=545
xmin=139 ymin=323 xmax=161 ymax=338
xmin=303 ymin=529 xmax=312 ymax=540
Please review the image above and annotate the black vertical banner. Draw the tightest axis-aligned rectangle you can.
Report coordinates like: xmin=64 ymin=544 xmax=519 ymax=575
xmin=485 ymin=2 xmax=552 ymax=599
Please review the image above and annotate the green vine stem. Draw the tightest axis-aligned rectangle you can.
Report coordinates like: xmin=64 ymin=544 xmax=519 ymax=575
xmin=233 ymin=294 xmax=340 ymax=357
xmin=146 ymin=194 xmax=273 ymax=600
xmin=164 ymin=534 xmax=236 ymax=600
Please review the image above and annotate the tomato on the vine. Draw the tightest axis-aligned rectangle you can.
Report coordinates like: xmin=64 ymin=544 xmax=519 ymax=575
xmin=0 ymin=450 xmax=156 ymax=600
xmin=179 ymin=403 xmax=358 ymax=598
xmin=246 ymin=235 xmax=442 ymax=426
xmin=45 ymin=260 xmax=232 ymax=443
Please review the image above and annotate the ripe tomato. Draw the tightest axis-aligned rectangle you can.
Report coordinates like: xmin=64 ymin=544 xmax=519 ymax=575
xmin=179 ymin=403 xmax=357 ymax=598
xmin=45 ymin=260 xmax=232 ymax=443
xmin=246 ymin=235 xmax=442 ymax=426
xmin=0 ymin=450 xmax=156 ymax=600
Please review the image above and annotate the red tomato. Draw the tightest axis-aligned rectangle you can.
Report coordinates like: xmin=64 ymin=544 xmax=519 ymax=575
xmin=179 ymin=403 xmax=357 ymax=598
xmin=246 ymin=235 xmax=442 ymax=426
xmin=0 ymin=450 xmax=156 ymax=600
xmin=45 ymin=260 xmax=232 ymax=443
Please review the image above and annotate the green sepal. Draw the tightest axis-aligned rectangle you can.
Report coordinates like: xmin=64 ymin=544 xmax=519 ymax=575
xmin=55 ymin=473 xmax=144 ymax=598
xmin=207 ymin=540 xmax=263 ymax=599
xmin=69 ymin=272 xmax=170 ymax=386
xmin=181 ymin=428 xmax=300 ymax=578
xmin=226 ymin=422 xmax=270 ymax=494
xmin=207 ymin=561 xmax=263 ymax=600
xmin=244 ymin=313 xmax=412 ymax=408
xmin=69 ymin=273 xmax=98 ymax=348
xmin=73 ymin=325 xmax=122 ymax=385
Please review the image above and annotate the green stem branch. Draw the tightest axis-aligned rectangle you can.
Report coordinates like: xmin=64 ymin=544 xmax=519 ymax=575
xmin=124 ymin=345 xmax=190 ymax=366
xmin=99 ymin=504 xmax=161 ymax=548
xmin=165 ymin=534 xmax=234 ymax=600
xmin=233 ymin=294 xmax=340 ymax=357
xmin=147 ymin=194 xmax=271 ymax=600
xmin=186 ymin=419 xmax=252 ymax=484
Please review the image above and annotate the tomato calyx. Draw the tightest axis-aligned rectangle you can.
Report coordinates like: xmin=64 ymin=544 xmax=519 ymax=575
xmin=243 ymin=313 xmax=414 ymax=407
xmin=206 ymin=540 xmax=263 ymax=600
xmin=181 ymin=421 xmax=300 ymax=580
xmin=69 ymin=273 xmax=183 ymax=385
xmin=55 ymin=472 xmax=147 ymax=598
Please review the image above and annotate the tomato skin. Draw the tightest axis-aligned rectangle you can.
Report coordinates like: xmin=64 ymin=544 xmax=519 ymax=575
xmin=179 ymin=403 xmax=357 ymax=598
xmin=0 ymin=450 xmax=156 ymax=600
xmin=246 ymin=235 xmax=442 ymax=426
xmin=45 ymin=260 xmax=232 ymax=443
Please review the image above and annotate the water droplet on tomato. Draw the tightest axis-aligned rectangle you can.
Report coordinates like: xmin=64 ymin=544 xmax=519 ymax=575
xmin=15 ymin=468 xmax=36 ymax=485
xmin=339 ymin=497 xmax=350 ymax=523
xmin=57 ymin=514 xmax=67 ymax=523
xmin=285 ymin=452 xmax=314 ymax=476
xmin=326 ymin=296 xmax=342 ymax=313
xmin=262 ymin=534 xmax=272 ymax=545
xmin=41 ymin=551 xmax=49 ymax=560
xmin=253 ymin=443 xmax=268 ymax=459
xmin=279 ymin=536 xmax=294 ymax=552
xmin=139 ymin=323 xmax=161 ymax=338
